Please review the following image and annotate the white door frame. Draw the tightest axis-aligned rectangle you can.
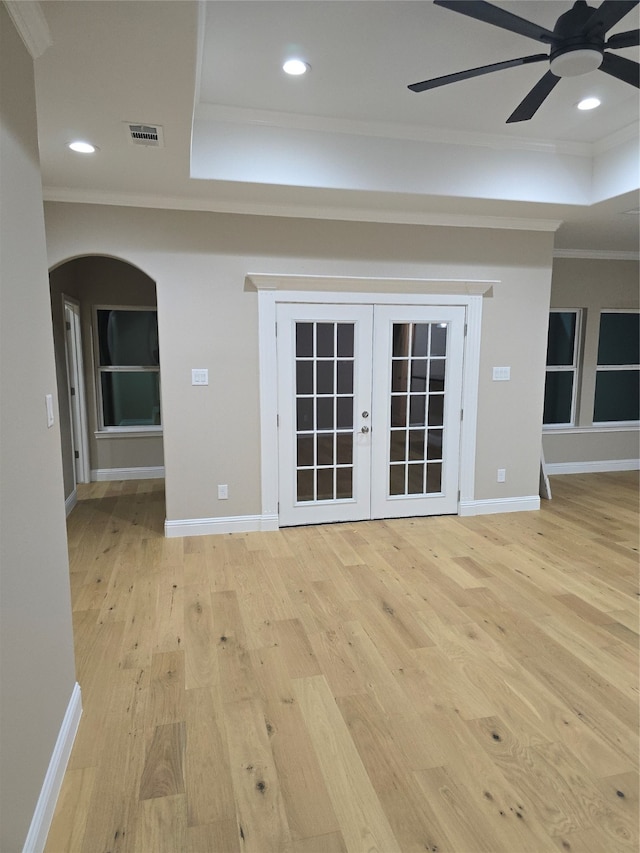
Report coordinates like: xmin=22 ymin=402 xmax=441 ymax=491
xmin=63 ymin=296 xmax=90 ymax=484
xmin=249 ymin=274 xmax=496 ymax=529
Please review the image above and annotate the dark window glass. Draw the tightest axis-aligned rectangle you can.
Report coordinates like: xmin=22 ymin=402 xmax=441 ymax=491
xmin=336 ymin=434 xmax=353 ymax=465
xmin=407 ymin=463 xmax=425 ymax=494
xmin=427 ymin=395 xmax=444 ymax=427
xmin=412 ymin=324 xmax=429 ymax=358
xmin=296 ymin=361 xmax=313 ymax=395
xmin=97 ymin=310 xmax=159 ymax=366
xmin=543 ymin=371 xmax=574 ymax=424
xmin=316 ymin=468 xmax=334 ymax=501
xmin=337 ymin=324 xmax=354 ymax=358
xmin=594 ymin=371 xmax=640 ymax=422
xmin=429 ymin=360 xmax=446 ymax=392
xmin=409 ymin=395 xmax=426 ymax=426
xmin=296 ymin=323 xmax=313 ymax=358
xmin=426 ymin=429 xmax=443 ymax=460
xmin=337 ymin=361 xmax=353 ymax=394
xmin=316 ymin=435 xmax=334 ymax=466
xmin=389 ymin=464 xmax=405 ymax=495
xmin=297 ymin=435 xmax=314 ymax=467
xmin=297 ymin=469 xmax=314 ymax=502
xmin=391 ymin=361 xmax=408 ymax=393
xmin=391 ymin=396 xmax=407 ymax=427
xmin=316 ymin=324 xmax=334 ymax=358
xmin=100 ymin=372 xmax=160 ymax=427
xmin=390 ymin=430 xmax=406 ymax=462
xmin=408 ymin=429 xmax=425 ymax=460
xmin=430 ymin=324 xmax=447 ymax=357
xmin=336 ymin=397 xmax=353 ymax=429
xmin=597 ymin=313 xmax=640 ymax=365
xmin=317 ymin=398 xmax=334 ymax=430
xmin=392 ymin=325 xmax=409 ymax=358
xmin=426 ymin=463 xmax=442 ymax=494
xmin=546 ymin=312 xmax=576 ymax=366
xmin=410 ymin=360 xmax=428 ymax=392
xmin=316 ymin=361 xmax=334 ymax=395
xmin=336 ymin=467 xmax=353 ymax=500
xmin=296 ymin=398 xmax=314 ymax=431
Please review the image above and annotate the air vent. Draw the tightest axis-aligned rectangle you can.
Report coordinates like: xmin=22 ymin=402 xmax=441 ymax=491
xmin=125 ymin=123 xmax=164 ymax=147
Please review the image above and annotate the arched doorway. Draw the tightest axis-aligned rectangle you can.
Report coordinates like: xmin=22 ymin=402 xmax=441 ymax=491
xmin=49 ymin=255 xmax=164 ymax=510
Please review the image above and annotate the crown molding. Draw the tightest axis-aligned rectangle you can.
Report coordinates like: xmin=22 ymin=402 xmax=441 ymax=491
xmin=195 ymin=103 xmax=592 ymax=158
xmin=553 ymin=248 xmax=640 ymax=261
xmin=42 ymin=186 xmax=562 ymax=233
xmin=5 ymin=1 xmax=52 ymax=59
xmin=593 ymin=122 xmax=640 ymax=155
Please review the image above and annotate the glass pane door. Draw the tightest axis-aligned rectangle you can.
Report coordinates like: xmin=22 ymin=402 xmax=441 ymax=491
xmin=277 ymin=304 xmax=373 ymax=526
xmin=371 ymin=306 xmax=465 ymax=519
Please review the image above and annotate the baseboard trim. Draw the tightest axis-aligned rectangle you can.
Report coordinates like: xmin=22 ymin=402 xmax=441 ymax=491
xmin=459 ymin=495 xmax=540 ymax=517
xmin=64 ymin=489 xmax=77 ymax=518
xmin=546 ymin=459 xmax=640 ymax=475
xmin=165 ymin=513 xmax=279 ymax=538
xmin=22 ymin=682 xmax=82 ymax=853
xmin=91 ymin=466 xmax=165 ymax=482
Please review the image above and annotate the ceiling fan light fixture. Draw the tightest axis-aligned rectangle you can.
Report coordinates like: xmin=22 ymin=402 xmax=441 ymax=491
xmin=577 ymin=96 xmax=601 ymax=110
xmin=283 ymin=59 xmax=310 ymax=76
xmin=549 ymin=48 xmax=603 ymax=78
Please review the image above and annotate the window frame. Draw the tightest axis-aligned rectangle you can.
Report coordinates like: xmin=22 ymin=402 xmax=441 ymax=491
xmin=543 ymin=308 xmax=582 ymax=430
xmin=593 ymin=308 xmax=640 ymax=427
xmin=92 ymin=304 xmax=162 ymax=434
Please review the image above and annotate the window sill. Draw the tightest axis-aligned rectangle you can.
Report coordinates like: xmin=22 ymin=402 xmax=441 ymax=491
xmin=543 ymin=424 xmax=639 ymax=434
xmin=95 ymin=428 xmax=163 ymax=439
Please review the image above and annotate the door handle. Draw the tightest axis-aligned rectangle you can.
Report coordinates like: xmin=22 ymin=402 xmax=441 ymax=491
xmin=360 ymin=425 xmax=370 ymax=433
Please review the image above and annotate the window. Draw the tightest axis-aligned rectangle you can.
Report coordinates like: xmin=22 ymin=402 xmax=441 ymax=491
xmin=593 ymin=310 xmax=639 ymax=424
xmin=543 ymin=310 xmax=581 ymax=427
xmin=95 ymin=307 xmax=161 ymax=429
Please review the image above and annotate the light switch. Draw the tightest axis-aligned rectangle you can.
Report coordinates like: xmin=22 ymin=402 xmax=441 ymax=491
xmin=192 ymin=369 xmax=208 ymax=386
xmin=492 ymin=366 xmax=511 ymax=381
xmin=45 ymin=394 xmax=55 ymax=428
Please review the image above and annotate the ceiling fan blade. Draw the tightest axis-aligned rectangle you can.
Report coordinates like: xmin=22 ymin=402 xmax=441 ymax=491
xmin=434 ymin=0 xmax=556 ymax=44
xmin=581 ymin=0 xmax=639 ymax=37
xmin=506 ymin=71 xmax=561 ymax=123
xmin=599 ymin=51 xmax=640 ymax=85
xmin=606 ymin=28 xmax=640 ymax=48
xmin=408 ymin=54 xmax=548 ymax=93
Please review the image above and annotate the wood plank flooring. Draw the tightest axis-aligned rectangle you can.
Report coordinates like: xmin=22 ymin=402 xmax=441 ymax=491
xmin=45 ymin=472 xmax=639 ymax=853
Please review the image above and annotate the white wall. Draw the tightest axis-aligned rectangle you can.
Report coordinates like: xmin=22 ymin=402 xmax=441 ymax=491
xmin=46 ymin=203 xmax=555 ymax=524
xmin=543 ymin=257 xmax=640 ymax=469
xmin=0 ymin=8 xmax=77 ymax=850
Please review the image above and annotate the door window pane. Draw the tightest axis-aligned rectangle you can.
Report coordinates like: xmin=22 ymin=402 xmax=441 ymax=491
xmin=336 ymin=434 xmax=353 ymax=465
xmin=296 ymin=362 xmax=313 ymax=394
xmin=317 ymin=361 xmax=334 ymax=394
xmin=337 ymin=361 xmax=353 ymax=394
xmin=391 ymin=396 xmax=407 ymax=427
xmin=389 ymin=465 xmax=405 ymax=495
xmin=426 ymin=463 xmax=442 ymax=493
xmin=430 ymin=325 xmax=447 ymax=357
xmin=337 ymin=324 xmax=354 ymax=357
xmin=317 ymin=434 xmax=334 ymax=466
xmin=390 ymin=430 xmax=406 ymax=462
xmin=297 ymin=470 xmax=314 ymax=502
xmin=392 ymin=361 xmax=408 ymax=393
xmin=426 ymin=429 xmax=443 ymax=460
xmin=316 ymin=468 xmax=334 ymax=501
xmin=411 ymin=324 xmax=429 ymax=358
xmin=297 ymin=398 xmax=314 ymax=431
xmin=336 ymin=467 xmax=353 ymax=500
xmin=427 ymin=395 xmax=444 ymax=427
xmin=408 ymin=429 xmax=425 ymax=460
xmin=407 ymin=463 xmax=425 ymax=495
xmin=316 ymin=324 xmax=334 ymax=357
xmin=296 ymin=323 xmax=313 ymax=357
xmin=409 ymin=395 xmax=426 ymax=426
xmin=317 ymin=398 xmax=334 ymax=430
xmin=297 ymin=435 xmax=314 ymax=467
xmin=337 ymin=397 xmax=353 ymax=429
xmin=410 ymin=361 xmax=428 ymax=392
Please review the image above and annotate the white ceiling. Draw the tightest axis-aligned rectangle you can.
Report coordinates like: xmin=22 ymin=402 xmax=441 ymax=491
xmin=33 ymin=0 xmax=640 ymax=253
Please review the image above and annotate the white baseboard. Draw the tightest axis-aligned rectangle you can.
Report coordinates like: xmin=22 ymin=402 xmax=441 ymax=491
xmin=91 ymin=466 xmax=165 ymax=482
xmin=22 ymin=683 xmax=82 ymax=853
xmin=546 ymin=459 xmax=640 ymax=475
xmin=64 ymin=489 xmax=77 ymax=518
xmin=459 ymin=495 xmax=540 ymax=517
xmin=165 ymin=513 xmax=279 ymax=538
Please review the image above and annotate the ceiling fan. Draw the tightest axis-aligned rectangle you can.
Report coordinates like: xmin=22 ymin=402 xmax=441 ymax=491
xmin=408 ymin=0 xmax=640 ymax=122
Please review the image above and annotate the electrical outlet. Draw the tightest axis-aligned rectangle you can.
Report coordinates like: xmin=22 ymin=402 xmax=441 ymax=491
xmin=497 ymin=468 xmax=506 ymax=483
xmin=217 ymin=484 xmax=228 ymax=500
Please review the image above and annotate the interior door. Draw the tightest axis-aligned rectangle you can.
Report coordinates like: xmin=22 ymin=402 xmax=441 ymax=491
xmin=277 ymin=303 xmax=373 ymax=527
xmin=277 ymin=302 xmax=465 ymax=526
xmin=370 ymin=305 xmax=465 ymax=518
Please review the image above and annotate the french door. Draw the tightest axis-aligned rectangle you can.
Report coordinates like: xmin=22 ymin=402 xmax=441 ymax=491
xmin=276 ymin=303 xmax=465 ymax=527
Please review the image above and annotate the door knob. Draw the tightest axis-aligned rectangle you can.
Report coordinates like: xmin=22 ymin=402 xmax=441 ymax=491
xmin=362 ymin=411 xmax=369 ymax=418
xmin=361 ymin=425 xmax=370 ymax=433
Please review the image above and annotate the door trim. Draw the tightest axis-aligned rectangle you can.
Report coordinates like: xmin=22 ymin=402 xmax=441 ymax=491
xmin=251 ymin=275 xmax=496 ymax=527
xmin=63 ymin=296 xmax=90 ymax=485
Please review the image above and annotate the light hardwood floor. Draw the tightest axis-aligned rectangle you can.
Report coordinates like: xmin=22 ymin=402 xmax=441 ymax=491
xmin=45 ymin=472 xmax=639 ymax=853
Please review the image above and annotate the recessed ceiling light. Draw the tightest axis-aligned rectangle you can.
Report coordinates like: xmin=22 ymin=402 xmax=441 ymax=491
xmin=68 ymin=141 xmax=97 ymax=153
xmin=283 ymin=59 xmax=310 ymax=76
xmin=577 ymin=97 xmax=601 ymax=111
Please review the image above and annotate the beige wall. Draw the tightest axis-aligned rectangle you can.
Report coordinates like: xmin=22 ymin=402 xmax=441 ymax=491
xmin=543 ymin=257 xmax=640 ymax=466
xmin=46 ymin=203 xmax=555 ymax=521
xmin=0 ymin=9 xmax=77 ymax=850
xmin=50 ymin=256 xmax=163 ymax=497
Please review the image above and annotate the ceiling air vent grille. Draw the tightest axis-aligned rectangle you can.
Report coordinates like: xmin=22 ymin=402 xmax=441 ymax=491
xmin=125 ymin=123 xmax=164 ymax=147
